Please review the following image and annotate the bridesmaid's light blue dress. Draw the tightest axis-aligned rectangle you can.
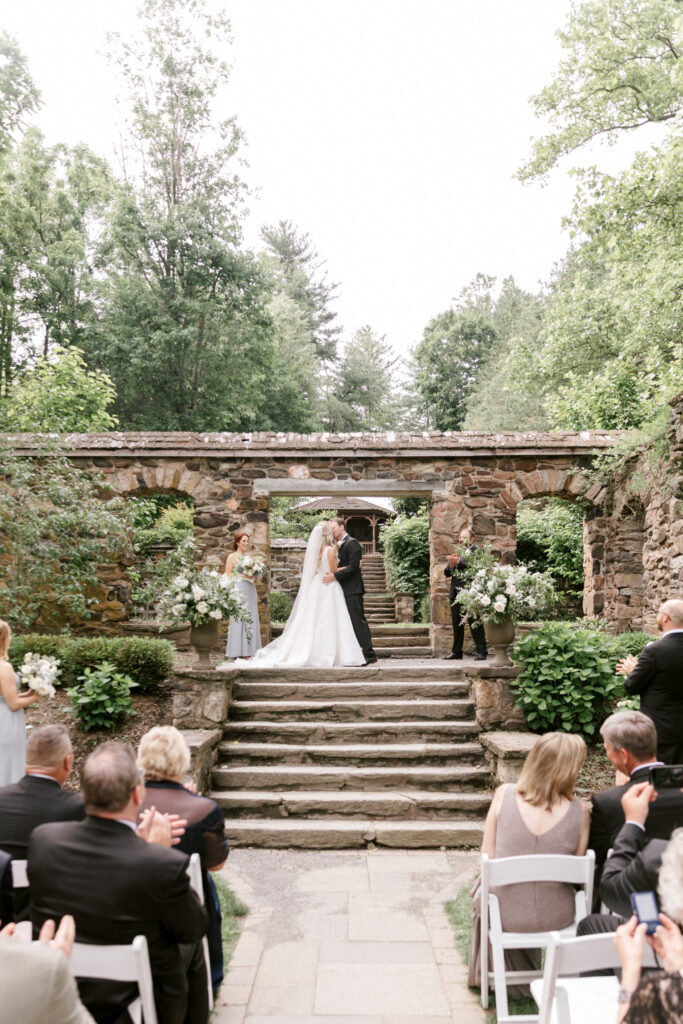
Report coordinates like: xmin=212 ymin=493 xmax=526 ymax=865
xmin=0 ymin=671 xmax=26 ymax=786
xmin=226 ymin=577 xmax=262 ymax=658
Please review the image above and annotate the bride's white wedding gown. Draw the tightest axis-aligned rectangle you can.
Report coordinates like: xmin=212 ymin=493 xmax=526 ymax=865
xmin=236 ymin=539 xmax=365 ymax=669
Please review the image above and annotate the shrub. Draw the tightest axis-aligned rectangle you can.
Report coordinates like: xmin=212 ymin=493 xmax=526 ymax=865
xmin=68 ymin=663 xmax=137 ymax=732
xmin=7 ymin=634 xmax=173 ymax=693
xmin=381 ymin=511 xmax=430 ymax=597
xmin=417 ymin=592 xmax=431 ymax=624
xmin=270 ymin=591 xmax=293 ymax=622
xmin=511 ymin=621 xmax=626 ymax=740
xmin=604 ymin=631 xmax=654 ymax=661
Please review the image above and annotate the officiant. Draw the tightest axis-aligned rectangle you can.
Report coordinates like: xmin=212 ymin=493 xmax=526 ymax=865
xmin=444 ymin=527 xmax=487 ymax=662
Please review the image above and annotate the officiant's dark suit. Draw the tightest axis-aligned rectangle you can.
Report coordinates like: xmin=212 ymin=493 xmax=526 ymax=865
xmin=29 ymin=816 xmax=208 ymax=1024
xmin=623 ymin=629 xmax=683 ymax=763
xmin=444 ymin=544 xmax=487 ymax=660
xmin=334 ymin=534 xmax=377 ymax=663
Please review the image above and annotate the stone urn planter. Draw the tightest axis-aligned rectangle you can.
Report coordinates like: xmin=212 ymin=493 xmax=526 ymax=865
xmin=190 ymin=620 xmax=219 ymax=669
xmin=485 ymin=616 xmax=516 ymax=666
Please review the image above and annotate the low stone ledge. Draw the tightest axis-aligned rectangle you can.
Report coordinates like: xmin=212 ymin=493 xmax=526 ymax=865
xmin=172 ymin=668 xmax=237 ymax=730
xmin=180 ymin=728 xmax=222 ymax=792
xmin=462 ymin=666 xmax=525 ymax=731
xmin=480 ymin=731 xmax=538 ymax=785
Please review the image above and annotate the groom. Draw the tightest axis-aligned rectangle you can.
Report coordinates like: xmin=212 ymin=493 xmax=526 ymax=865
xmin=323 ymin=517 xmax=378 ymax=666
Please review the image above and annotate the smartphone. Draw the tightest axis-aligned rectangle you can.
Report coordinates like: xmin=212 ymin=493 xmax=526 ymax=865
xmin=630 ymin=890 xmax=660 ymax=934
xmin=648 ymin=765 xmax=683 ymax=789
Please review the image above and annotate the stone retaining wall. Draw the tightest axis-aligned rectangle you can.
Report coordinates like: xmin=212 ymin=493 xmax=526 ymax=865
xmin=269 ymin=539 xmax=307 ymax=600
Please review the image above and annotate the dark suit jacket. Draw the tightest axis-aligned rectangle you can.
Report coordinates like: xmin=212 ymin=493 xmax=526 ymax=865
xmin=624 ymin=632 xmax=683 ymax=744
xmin=0 ymin=775 xmax=85 ymax=920
xmin=29 ymin=816 xmax=208 ymax=1024
xmin=334 ymin=535 xmax=365 ymax=597
xmin=599 ymin=821 xmax=666 ymax=918
xmin=444 ymin=547 xmax=475 ymax=602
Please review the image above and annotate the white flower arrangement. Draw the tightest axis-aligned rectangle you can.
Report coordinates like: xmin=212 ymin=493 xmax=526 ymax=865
xmin=235 ymin=554 xmax=268 ymax=582
xmin=456 ymin=563 xmax=556 ymax=625
xmin=19 ymin=653 xmax=60 ymax=698
xmin=158 ymin=566 xmax=252 ymax=628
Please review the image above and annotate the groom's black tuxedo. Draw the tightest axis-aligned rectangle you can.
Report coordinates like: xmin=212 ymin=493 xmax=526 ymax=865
xmin=334 ymin=534 xmax=376 ymax=661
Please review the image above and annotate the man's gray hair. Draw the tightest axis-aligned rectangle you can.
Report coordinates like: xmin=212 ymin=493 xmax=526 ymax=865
xmin=662 ymin=598 xmax=683 ymax=627
xmin=600 ymin=710 xmax=657 ymax=763
xmin=81 ymin=741 xmax=140 ymax=814
xmin=26 ymin=725 xmax=71 ymax=770
xmin=659 ymin=828 xmax=683 ymax=925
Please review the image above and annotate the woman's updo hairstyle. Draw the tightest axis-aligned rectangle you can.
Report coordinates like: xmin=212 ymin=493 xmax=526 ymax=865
xmin=232 ymin=530 xmax=249 ymax=551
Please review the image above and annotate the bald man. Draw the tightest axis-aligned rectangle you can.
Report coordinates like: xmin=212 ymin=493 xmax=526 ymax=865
xmin=617 ymin=598 xmax=683 ymax=764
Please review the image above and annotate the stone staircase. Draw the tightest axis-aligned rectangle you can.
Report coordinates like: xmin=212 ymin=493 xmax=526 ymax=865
xmin=362 ymin=553 xmax=396 ymax=626
xmin=211 ymin=663 xmax=491 ymax=848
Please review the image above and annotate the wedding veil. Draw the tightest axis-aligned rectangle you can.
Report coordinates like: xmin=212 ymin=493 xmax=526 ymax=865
xmin=258 ymin=521 xmax=327 ymax=656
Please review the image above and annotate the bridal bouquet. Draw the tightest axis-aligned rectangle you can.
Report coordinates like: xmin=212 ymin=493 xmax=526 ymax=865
xmin=158 ymin=566 xmax=251 ymax=628
xmin=235 ymin=554 xmax=268 ymax=582
xmin=19 ymin=653 xmax=60 ymax=698
xmin=456 ymin=563 xmax=556 ymax=625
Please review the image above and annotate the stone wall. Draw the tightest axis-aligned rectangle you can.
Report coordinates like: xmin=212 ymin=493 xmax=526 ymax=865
xmin=270 ymin=539 xmax=307 ymax=600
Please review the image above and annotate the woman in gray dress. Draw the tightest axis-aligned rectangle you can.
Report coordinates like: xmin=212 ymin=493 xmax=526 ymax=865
xmin=468 ymin=731 xmax=590 ymax=996
xmin=0 ymin=620 xmax=43 ymax=786
xmin=224 ymin=531 xmax=262 ymax=659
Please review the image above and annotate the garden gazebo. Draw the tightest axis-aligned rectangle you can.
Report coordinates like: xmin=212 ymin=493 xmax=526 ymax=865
xmin=294 ymin=496 xmax=394 ymax=554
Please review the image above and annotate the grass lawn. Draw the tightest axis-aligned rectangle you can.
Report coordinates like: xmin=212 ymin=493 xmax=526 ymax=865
xmin=214 ymin=874 xmax=249 ymax=968
xmin=445 ymin=885 xmax=538 ymax=1023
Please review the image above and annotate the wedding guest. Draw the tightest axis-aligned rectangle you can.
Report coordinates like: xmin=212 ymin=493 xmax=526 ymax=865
xmin=224 ymin=531 xmax=262 ymax=659
xmin=444 ymin=527 xmax=487 ymax=661
xmin=0 ymin=724 xmax=84 ymax=920
xmin=614 ymin=827 xmax=683 ymax=1023
xmin=138 ymin=726 xmax=228 ymax=994
xmin=0 ymin=914 xmax=95 ymax=1024
xmin=0 ymin=621 xmax=44 ymax=787
xmin=468 ymin=732 xmax=590 ymax=995
xmin=29 ymin=741 xmax=208 ymax=1024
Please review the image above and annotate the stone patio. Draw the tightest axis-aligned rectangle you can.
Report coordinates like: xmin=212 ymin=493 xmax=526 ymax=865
xmin=213 ymin=847 xmax=485 ymax=1024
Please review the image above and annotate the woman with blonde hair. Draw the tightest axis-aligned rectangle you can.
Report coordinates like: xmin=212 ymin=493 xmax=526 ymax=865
xmin=0 ymin=620 xmax=44 ymax=786
xmin=137 ymin=725 xmax=228 ymax=996
xmin=468 ymin=732 xmax=590 ymax=994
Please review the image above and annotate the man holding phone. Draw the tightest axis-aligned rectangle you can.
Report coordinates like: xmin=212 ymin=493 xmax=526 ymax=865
xmin=616 ymin=598 xmax=683 ymax=764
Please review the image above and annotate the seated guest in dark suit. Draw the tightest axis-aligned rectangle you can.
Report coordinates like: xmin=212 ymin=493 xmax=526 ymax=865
xmin=137 ymin=726 xmax=228 ymax=994
xmin=617 ymin=599 xmax=683 ymax=763
xmin=578 ymin=781 xmax=668 ymax=935
xmin=589 ymin=710 xmax=683 ymax=904
xmin=28 ymin=741 xmax=209 ymax=1024
xmin=0 ymin=725 xmax=84 ymax=920
xmin=0 ymin=914 xmax=95 ymax=1024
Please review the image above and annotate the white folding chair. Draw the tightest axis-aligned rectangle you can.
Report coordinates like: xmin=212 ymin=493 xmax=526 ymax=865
xmin=532 ymin=929 xmax=659 ymax=1024
xmin=186 ymin=852 xmax=214 ymax=1011
xmin=9 ymin=859 xmax=32 ymax=941
xmin=480 ymin=850 xmax=596 ymax=1024
xmin=70 ymin=934 xmax=157 ymax=1024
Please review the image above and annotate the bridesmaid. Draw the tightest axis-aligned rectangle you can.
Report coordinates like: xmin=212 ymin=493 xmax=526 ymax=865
xmin=0 ymin=620 xmax=43 ymax=787
xmin=224 ymin=531 xmax=262 ymax=660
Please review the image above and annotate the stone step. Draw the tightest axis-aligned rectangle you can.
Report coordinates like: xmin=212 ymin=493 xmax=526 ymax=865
xmin=214 ymin=789 xmax=492 ymax=820
xmin=223 ymin=720 xmax=480 ymax=743
xmin=218 ymin=740 xmax=485 ymax=766
xmin=234 ymin=680 xmax=469 ymax=699
xmin=376 ymin=646 xmax=432 ymax=658
xmin=213 ymin=763 xmax=490 ymax=790
xmin=229 ymin=698 xmax=474 ymax=721
xmin=232 ymin=664 xmax=461 ymax=681
xmin=224 ymin=818 xmax=484 ymax=849
xmin=369 ymin=626 xmax=428 ymax=636
xmin=373 ymin=635 xmax=429 ymax=648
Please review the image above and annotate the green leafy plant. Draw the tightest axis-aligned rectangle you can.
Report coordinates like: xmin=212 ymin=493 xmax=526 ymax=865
xmin=270 ymin=591 xmax=293 ymax=623
xmin=516 ymin=499 xmax=584 ymax=601
xmin=381 ymin=511 xmax=430 ymax=597
xmin=417 ymin=592 xmax=431 ymax=624
xmin=510 ymin=622 xmax=626 ymax=740
xmin=68 ymin=662 xmax=137 ymax=732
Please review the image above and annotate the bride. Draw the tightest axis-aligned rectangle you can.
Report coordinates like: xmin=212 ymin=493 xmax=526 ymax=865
xmin=236 ymin=521 xmax=365 ymax=669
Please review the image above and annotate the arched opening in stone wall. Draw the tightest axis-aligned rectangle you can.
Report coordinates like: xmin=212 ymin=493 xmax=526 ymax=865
xmin=603 ymin=495 xmax=646 ymax=631
xmin=515 ymin=496 xmax=585 ymax=620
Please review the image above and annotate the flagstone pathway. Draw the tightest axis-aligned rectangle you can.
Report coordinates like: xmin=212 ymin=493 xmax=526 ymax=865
xmin=213 ymin=847 xmax=485 ymax=1024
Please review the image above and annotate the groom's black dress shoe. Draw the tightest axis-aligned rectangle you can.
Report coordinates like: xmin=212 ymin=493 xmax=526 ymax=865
xmin=363 ymin=657 xmax=378 ymax=666
xmin=444 ymin=653 xmax=463 ymax=660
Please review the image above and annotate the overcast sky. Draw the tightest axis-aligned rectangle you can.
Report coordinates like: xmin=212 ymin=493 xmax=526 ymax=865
xmin=3 ymin=0 xmax=663 ymax=357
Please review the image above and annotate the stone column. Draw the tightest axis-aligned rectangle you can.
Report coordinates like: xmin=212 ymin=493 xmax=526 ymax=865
xmin=429 ymin=494 xmax=460 ymax=656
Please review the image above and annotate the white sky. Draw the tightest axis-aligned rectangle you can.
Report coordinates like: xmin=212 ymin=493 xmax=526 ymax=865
xmin=3 ymin=0 xmax=666 ymax=357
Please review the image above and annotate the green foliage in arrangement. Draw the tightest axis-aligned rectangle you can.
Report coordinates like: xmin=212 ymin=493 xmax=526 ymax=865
xmin=269 ymin=591 xmax=293 ymax=623
xmin=381 ymin=512 xmax=430 ymax=598
xmin=511 ymin=621 xmax=627 ymax=739
xmin=8 ymin=634 xmax=173 ymax=694
xmin=68 ymin=662 xmax=137 ymax=732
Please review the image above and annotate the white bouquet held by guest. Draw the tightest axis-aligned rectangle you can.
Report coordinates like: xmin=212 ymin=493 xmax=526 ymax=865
xmin=158 ymin=565 xmax=251 ymax=630
xmin=235 ymin=554 xmax=268 ymax=582
xmin=457 ymin=563 xmax=556 ymax=625
xmin=19 ymin=653 xmax=60 ymax=698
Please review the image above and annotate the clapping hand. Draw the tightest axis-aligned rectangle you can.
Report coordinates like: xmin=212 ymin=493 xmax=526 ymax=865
xmin=138 ymin=806 xmax=187 ymax=846
xmin=616 ymin=654 xmax=638 ymax=676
